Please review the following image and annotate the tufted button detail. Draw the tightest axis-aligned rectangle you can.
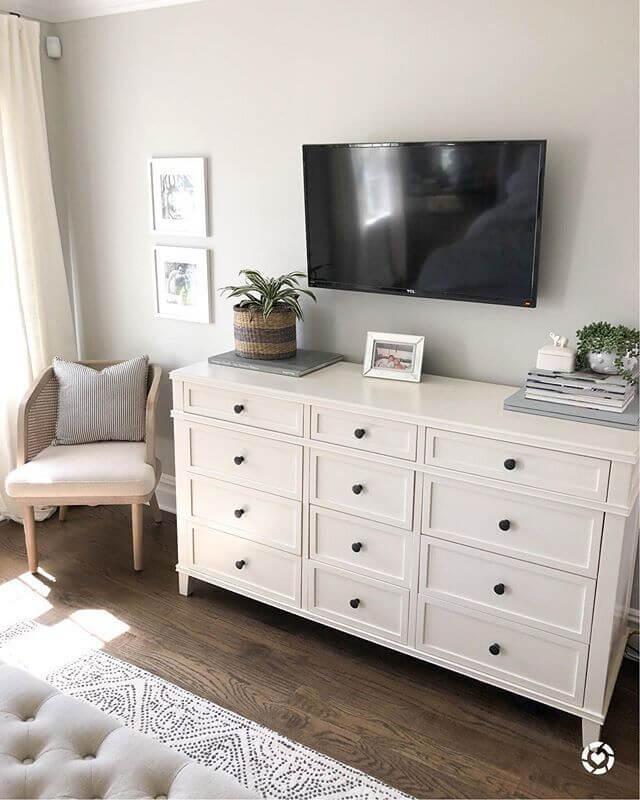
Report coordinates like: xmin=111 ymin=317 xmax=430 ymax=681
xmin=1 ymin=660 xmax=250 ymax=798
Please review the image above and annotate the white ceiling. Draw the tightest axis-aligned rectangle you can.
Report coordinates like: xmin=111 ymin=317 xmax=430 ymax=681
xmin=3 ymin=0 xmax=205 ymax=22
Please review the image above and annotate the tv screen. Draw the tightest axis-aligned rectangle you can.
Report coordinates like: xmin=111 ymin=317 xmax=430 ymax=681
xmin=303 ymin=140 xmax=546 ymax=307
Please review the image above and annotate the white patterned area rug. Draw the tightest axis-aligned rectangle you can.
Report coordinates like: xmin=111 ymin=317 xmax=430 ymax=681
xmin=0 ymin=619 xmax=410 ymax=800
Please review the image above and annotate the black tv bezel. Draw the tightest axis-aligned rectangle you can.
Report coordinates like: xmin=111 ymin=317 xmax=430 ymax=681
xmin=302 ymin=140 xmax=547 ymax=308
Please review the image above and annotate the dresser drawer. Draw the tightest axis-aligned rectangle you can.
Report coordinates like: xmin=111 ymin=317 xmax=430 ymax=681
xmin=311 ymin=406 xmax=417 ymax=461
xmin=423 ymin=477 xmax=603 ymax=577
xmin=182 ymin=422 xmax=303 ymax=499
xmin=419 ymin=537 xmax=595 ymax=641
xmin=191 ymin=525 xmax=301 ymax=607
xmin=416 ymin=597 xmax=588 ymax=704
xmin=309 ymin=506 xmax=411 ymax=587
xmin=183 ymin=382 xmax=303 ymax=436
xmin=307 ymin=564 xmax=409 ymax=643
xmin=185 ymin=475 xmax=301 ymax=554
xmin=309 ymin=450 xmax=414 ymax=529
xmin=425 ymin=429 xmax=610 ymax=501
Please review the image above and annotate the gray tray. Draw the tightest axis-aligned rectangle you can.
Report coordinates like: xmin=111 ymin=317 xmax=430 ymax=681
xmin=208 ymin=349 xmax=343 ymax=377
xmin=504 ymin=388 xmax=639 ymax=430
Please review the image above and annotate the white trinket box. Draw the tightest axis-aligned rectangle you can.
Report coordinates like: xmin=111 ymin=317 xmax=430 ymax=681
xmin=536 ymin=332 xmax=576 ymax=372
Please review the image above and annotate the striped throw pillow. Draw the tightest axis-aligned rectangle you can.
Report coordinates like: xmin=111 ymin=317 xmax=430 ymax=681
xmin=53 ymin=356 xmax=149 ymax=445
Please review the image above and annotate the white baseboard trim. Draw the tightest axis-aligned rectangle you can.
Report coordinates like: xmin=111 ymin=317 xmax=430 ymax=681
xmin=155 ymin=472 xmax=640 ymax=639
xmin=156 ymin=472 xmax=176 ymax=516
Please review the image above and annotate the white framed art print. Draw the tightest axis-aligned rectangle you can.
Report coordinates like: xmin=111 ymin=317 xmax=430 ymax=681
xmin=363 ymin=332 xmax=425 ymax=382
xmin=149 ymin=157 xmax=208 ymax=236
xmin=153 ymin=246 xmax=211 ymax=323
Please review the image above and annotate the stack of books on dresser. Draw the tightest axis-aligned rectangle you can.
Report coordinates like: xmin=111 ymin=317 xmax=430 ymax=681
xmin=525 ymin=368 xmax=638 ymax=413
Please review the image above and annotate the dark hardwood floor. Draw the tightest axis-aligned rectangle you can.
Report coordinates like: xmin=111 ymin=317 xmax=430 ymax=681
xmin=0 ymin=505 xmax=637 ymax=799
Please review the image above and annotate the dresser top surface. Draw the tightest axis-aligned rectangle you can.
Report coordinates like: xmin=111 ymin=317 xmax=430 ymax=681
xmin=171 ymin=361 xmax=639 ymax=461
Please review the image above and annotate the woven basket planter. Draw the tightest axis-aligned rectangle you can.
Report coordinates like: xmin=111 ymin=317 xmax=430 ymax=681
xmin=233 ymin=305 xmax=297 ymax=360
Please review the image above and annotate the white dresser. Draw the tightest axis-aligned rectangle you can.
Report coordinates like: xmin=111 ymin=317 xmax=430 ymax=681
xmin=170 ymin=361 xmax=638 ymax=745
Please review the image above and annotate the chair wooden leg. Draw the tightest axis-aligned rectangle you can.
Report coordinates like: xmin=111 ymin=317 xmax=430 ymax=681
xmin=58 ymin=505 xmax=68 ymax=522
xmin=131 ymin=504 xmax=144 ymax=571
xmin=149 ymin=492 xmax=162 ymax=524
xmin=22 ymin=506 xmax=38 ymax=574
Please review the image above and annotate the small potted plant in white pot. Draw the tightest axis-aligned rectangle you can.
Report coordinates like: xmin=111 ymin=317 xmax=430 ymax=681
xmin=220 ymin=269 xmax=316 ymax=360
xmin=576 ymin=322 xmax=639 ymax=382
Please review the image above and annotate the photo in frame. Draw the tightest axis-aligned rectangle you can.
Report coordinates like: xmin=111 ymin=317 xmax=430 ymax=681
xmin=363 ymin=332 xmax=425 ymax=382
xmin=149 ymin=157 xmax=207 ymax=236
xmin=153 ymin=246 xmax=211 ymax=323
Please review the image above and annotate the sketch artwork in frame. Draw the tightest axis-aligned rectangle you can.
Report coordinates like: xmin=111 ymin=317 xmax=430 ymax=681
xmin=363 ymin=332 xmax=425 ymax=382
xmin=149 ymin=157 xmax=207 ymax=236
xmin=153 ymin=246 xmax=211 ymax=323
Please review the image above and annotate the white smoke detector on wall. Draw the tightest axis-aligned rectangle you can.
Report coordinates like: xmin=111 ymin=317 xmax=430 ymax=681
xmin=46 ymin=35 xmax=62 ymax=59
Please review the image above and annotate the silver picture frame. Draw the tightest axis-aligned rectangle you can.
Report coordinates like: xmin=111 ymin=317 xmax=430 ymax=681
xmin=363 ymin=331 xmax=425 ymax=383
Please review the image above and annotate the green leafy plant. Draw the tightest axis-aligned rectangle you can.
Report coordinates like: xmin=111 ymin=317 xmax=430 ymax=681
xmin=220 ymin=269 xmax=316 ymax=321
xmin=576 ymin=321 xmax=639 ymax=382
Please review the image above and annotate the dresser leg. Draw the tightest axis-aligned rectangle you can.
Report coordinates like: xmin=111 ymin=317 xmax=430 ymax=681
xmin=582 ymin=719 xmax=602 ymax=747
xmin=178 ymin=572 xmax=192 ymax=596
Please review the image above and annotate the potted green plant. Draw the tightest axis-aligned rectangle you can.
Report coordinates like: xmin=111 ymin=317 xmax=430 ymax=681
xmin=575 ymin=322 xmax=639 ymax=382
xmin=220 ymin=269 xmax=316 ymax=360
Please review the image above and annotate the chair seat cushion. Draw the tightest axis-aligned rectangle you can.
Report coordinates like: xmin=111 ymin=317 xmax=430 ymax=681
xmin=0 ymin=661 xmax=255 ymax=799
xmin=5 ymin=442 xmax=157 ymax=500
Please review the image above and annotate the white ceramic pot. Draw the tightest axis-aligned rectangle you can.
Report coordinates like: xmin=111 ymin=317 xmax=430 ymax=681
xmin=588 ymin=351 xmax=638 ymax=375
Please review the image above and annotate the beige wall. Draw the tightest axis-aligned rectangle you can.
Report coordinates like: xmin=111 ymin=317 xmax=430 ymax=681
xmin=40 ymin=0 xmax=640 ymax=612
xmin=44 ymin=0 xmax=638 ymax=498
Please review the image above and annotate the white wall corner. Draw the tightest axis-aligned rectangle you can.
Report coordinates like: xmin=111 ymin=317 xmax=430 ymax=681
xmin=6 ymin=0 xmax=206 ymax=23
xmin=156 ymin=472 xmax=176 ymax=516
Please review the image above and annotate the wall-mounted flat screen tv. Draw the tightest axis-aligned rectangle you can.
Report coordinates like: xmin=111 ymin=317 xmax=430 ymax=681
xmin=302 ymin=140 xmax=546 ymax=307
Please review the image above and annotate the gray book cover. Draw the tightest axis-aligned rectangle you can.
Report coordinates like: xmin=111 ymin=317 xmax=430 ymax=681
xmin=528 ymin=368 xmax=636 ymax=391
xmin=526 ymin=377 xmax=631 ymax=397
xmin=208 ymin=349 xmax=344 ymax=377
xmin=525 ymin=383 xmax=635 ymax=404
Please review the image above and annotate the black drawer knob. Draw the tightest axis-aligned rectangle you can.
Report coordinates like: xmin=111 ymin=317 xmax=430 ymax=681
xmin=493 ymin=583 xmax=505 ymax=595
xmin=235 ymin=559 xmax=246 ymax=570
xmin=352 ymin=483 xmax=363 ymax=495
xmin=233 ymin=456 xmax=244 ymax=465
xmin=233 ymin=404 xmax=244 ymax=414
xmin=354 ymin=428 xmax=366 ymax=439
xmin=234 ymin=508 xmax=245 ymax=518
xmin=351 ymin=541 xmax=363 ymax=553
xmin=489 ymin=643 xmax=501 ymax=656
xmin=349 ymin=598 xmax=360 ymax=609
xmin=503 ymin=458 xmax=516 ymax=471
xmin=498 ymin=519 xmax=511 ymax=532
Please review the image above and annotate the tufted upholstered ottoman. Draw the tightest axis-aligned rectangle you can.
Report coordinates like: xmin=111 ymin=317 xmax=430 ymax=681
xmin=0 ymin=661 xmax=256 ymax=799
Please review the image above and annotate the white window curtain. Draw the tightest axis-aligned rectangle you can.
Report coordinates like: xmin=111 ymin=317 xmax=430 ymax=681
xmin=0 ymin=14 xmax=76 ymax=521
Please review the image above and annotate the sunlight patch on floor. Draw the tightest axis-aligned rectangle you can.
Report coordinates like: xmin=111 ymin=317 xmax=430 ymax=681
xmin=0 ymin=574 xmax=52 ymax=627
xmin=0 ymin=618 xmax=103 ymax=676
xmin=70 ymin=609 xmax=130 ymax=642
xmin=17 ymin=569 xmax=56 ymax=594
xmin=0 ymin=579 xmax=130 ymax=677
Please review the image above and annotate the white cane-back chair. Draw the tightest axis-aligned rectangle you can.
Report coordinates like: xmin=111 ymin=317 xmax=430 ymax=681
xmin=5 ymin=360 xmax=162 ymax=573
